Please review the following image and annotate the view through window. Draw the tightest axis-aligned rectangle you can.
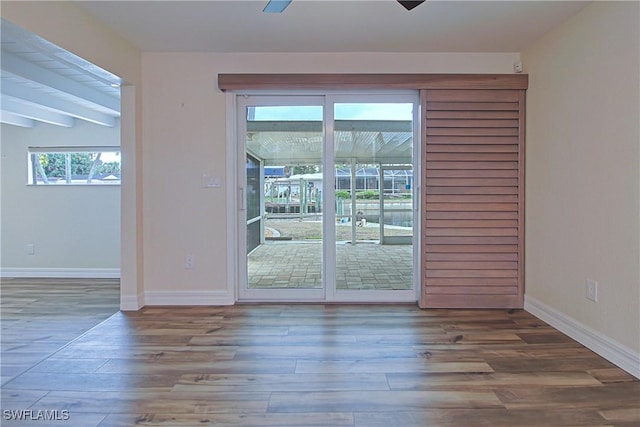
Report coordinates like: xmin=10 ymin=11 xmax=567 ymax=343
xmin=28 ymin=147 xmax=121 ymax=185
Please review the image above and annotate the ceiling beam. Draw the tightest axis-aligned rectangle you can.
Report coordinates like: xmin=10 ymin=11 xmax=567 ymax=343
xmin=1 ymin=110 xmax=35 ymax=128
xmin=1 ymin=20 xmax=123 ymax=89
xmin=2 ymin=80 xmax=117 ymax=127
xmin=2 ymin=97 xmax=75 ymax=127
xmin=2 ymin=52 xmax=120 ymax=114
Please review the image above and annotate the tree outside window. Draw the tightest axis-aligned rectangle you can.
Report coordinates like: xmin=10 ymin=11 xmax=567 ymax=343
xmin=28 ymin=148 xmax=121 ymax=185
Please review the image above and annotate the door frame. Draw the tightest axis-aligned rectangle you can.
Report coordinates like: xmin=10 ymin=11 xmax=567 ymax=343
xmin=227 ymin=90 xmax=421 ymax=303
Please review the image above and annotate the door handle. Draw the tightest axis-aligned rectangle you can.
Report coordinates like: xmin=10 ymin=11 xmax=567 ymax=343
xmin=239 ymin=187 xmax=245 ymax=211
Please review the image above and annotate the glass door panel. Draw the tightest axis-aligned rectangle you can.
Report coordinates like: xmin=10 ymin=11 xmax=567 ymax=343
xmin=335 ymin=163 xmax=381 ymax=244
xmin=239 ymin=99 xmax=325 ymax=300
xmin=333 ymin=102 xmax=415 ymax=294
xmin=381 ymin=165 xmax=414 ymax=245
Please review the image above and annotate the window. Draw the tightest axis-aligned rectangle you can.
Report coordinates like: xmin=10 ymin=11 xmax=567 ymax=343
xmin=28 ymin=147 xmax=121 ymax=185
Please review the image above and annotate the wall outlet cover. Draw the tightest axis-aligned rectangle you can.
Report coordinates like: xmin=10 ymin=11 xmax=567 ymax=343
xmin=184 ymin=254 xmax=195 ymax=269
xmin=586 ymin=279 xmax=598 ymax=302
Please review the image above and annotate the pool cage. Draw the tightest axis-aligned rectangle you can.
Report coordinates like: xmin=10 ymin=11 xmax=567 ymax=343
xmin=265 ymin=166 xmax=412 ymax=201
xmin=334 ymin=167 xmax=413 ymax=196
xmin=262 ymin=165 xmax=413 ymax=245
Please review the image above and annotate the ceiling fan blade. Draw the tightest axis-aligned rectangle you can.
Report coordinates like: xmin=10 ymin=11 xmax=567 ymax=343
xmin=397 ymin=1 xmax=425 ymax=11
xmin=263 ymin=0 xmax=292 ymax=13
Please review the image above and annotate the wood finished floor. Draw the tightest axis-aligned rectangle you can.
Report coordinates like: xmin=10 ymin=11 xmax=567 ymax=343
xmin=1 ymin=278 xmax=120 ymax=386
xmin=1 ymin=280 xmax=639 ymax=426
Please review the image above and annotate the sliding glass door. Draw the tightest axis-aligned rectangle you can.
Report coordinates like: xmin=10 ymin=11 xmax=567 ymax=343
xmin=237 ymin=93 xmax=418 ymax=302
xmin=330 ymin=98 xmax=417 ymax=301
xmin=237 ymin=97 xmax=325 ymax=300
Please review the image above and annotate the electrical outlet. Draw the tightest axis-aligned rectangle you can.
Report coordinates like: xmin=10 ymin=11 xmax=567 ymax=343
xmin=184 ymin=254 xmax=194 ymax=270
xmin=26 ymin=243 xmax=35 ymax=255
xmin=586 ymin=279 xmax=598 ymax=302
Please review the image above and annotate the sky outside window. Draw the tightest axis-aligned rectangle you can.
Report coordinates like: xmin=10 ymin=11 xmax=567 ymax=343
xmin=249 ymin=103 xmax=412 ymax=121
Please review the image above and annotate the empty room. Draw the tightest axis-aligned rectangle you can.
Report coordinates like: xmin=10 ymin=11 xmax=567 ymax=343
xmin=1 ymin=1 xmax=638 ymax=426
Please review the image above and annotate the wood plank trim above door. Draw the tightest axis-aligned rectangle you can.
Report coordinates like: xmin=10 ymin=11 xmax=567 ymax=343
xmin=218 ymin=74 xmax=528 ymax=91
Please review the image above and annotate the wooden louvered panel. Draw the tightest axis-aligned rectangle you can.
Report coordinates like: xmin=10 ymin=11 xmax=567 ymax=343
xmin=426 ymin=278 xmax=518 ymax=286
xmin=426 ymin=203 xmax=518 ymax=212
xmin=427 ymin=144 xmax=519 ymax=153
xmin=426 ymin=187 xmax=518 ymax=195
xmin=426 ymin=178 xmax=519 ymax=186
xmin=427 ymin=128 xmax=519 ymax=136
xmin=426 ymin=152 xmax=519 ymax=161
xmin=426 ymin=219 xmax=519 ymax=228
xmin=425 ymin=228 xmax=518 ymax=237
xmin=426 ymin=89 xmax=521 ymax=102
xmin=420 ymin=89 xmax=525 ymax=309
xmin=427 ymin=110 xmax=520 ymax=119
xmin=425 ymin=286 xmax=518 ymax=295
xmin=426 ymin=237 xmax=519 ymax=245
xmin=426 ymin=161 xmax=519 ymax=170
xmin=428 ymin=119 xmax=520 ymax=128
xmin=427 ymin=261 xmax=518 ymax=270
xmin=426 ymin=211 xmax=518 ymax=220
xmin=427 ymin=270 xmax=518 ymax=278
xmin=427 ymin=136 xmax=519 ymax=145
xmin=426 ymin=195 xmax=518 ymax=203
xmin=426 ymin=252 xmax=519 ymax=262
xmin=426 ymin=102 xmax=519 ymax=111
xmin=425 ymin=244 xmax=518 ymax=253
xmin=426 ymin=169 xmax=519 ymax=178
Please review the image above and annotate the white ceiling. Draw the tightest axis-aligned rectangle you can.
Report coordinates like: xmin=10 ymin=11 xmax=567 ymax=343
xmin=1 ymin=1 xmax=590 ymax=129
xmin=1 ymin=19 xmax=121 ymax=129
xmin=74 ymin=0 xmax=590 ymax=53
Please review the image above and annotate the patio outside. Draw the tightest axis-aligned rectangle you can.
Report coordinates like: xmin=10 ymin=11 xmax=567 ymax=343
xmin=248 ymin=218 xmax=413 ymax=290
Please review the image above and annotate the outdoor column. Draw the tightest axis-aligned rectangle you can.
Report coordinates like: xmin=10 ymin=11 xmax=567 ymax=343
xmin=351 ymin=158 xmax=357 ymax=245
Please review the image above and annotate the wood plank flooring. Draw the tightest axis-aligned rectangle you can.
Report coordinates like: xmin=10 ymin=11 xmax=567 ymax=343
xmin=1 ymin=278 xmax=120 ymax=386
xmin=1 ymin=280 xmax=639 ymax=426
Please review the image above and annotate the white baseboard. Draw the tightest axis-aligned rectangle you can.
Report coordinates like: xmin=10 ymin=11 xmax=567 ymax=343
xmin=0 ymin=268 xmax=120 ymax=279
xmin=120 ymin=293 xmax=144 ymax=311
xmin=144 ymin=290 xmax=234 ymax=306
xmin=525 ymin=295 xmax=640 ymax=379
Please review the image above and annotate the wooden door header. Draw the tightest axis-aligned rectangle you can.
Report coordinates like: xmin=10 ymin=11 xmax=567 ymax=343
xmin=218 ymin=74 xmax=528 ymax=91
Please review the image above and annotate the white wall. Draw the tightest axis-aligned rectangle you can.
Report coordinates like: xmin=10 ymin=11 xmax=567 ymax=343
xmin=140 ymin=51 xmax=520 ymax=303
xmin=1 ymin=121 xmax=121 ymax=274
xmin=523 ymin=1 xmax=639 ymax=364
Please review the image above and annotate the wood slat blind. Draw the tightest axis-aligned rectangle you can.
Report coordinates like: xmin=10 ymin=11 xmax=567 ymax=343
xmin=420 ymin=89 xmax=525 ymax=308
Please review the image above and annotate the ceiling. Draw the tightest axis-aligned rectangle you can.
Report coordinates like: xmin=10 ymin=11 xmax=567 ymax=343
xmin=1 ymin=1 xmax=590 ymax=129
xmin=1 ymin=19 xmax=121 ymax=129
xmin=74 ymin=0 xmax=590 ymax=53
